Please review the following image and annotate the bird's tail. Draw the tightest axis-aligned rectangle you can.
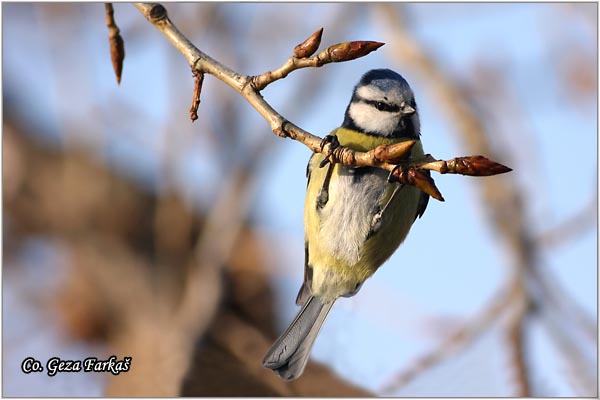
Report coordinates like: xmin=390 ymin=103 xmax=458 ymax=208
xmin=262 ymin=296 xmax=334 ymax=380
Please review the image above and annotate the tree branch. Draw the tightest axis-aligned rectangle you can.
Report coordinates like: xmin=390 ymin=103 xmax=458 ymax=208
xmin=251 ymin=36 xmax=384 ymax=90
xmin=133 ymin=2 xmax=511 ymax=203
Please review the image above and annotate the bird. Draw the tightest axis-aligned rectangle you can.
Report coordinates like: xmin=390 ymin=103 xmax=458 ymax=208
xmin=262 ymin=69 xmax=429 ymax=380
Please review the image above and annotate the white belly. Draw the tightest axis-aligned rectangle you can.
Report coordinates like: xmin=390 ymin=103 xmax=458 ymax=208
xmin=318 ymin=165 xmax=388 ymax=265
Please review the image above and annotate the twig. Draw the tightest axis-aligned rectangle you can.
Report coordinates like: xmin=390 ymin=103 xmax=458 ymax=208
xmin=133 ymin=2 xmax=511 ymax=202
xmin=189 ymin=70 xmax=204 ymax=122
xmin=132 ymin=4 xmax=375 ymax=141
xmin=251 ymin=36 xmax=384 ymax=90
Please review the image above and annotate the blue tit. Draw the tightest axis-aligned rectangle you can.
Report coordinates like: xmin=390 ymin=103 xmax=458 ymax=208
xmin=263 ymin=69 xmax=430 ymax=380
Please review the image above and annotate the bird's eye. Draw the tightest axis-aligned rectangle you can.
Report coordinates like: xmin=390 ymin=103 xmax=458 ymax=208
xmin=375 ymin=102 xmax=387 ymax=111
xmin=368 ymin=100 xmax=399 ymax=113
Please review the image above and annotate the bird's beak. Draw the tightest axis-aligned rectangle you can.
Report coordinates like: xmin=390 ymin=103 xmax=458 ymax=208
xmin=400 ymin=104 xmax=416 ymax=116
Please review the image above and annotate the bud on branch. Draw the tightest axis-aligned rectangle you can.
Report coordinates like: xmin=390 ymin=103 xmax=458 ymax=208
xmin=251 ymin=28 xmax=385 ymax=90
xmin=325 ymin=41 xmax=385 ymax=63
xmin=420 ymin=155 xmax=512 ymax=176
xmin=293 ymin=28 xmax=323 ymax=58
xmin=372 ymin=140 xmax=417 ymax=164
xmin=393 ymin=167 xmax=445 ymax=202
xmin=105 ymin=3 xmax=125 ymax=85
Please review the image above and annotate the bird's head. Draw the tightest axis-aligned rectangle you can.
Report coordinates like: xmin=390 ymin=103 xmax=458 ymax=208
xmin=343 ymin=69 xmax=420 ymax=138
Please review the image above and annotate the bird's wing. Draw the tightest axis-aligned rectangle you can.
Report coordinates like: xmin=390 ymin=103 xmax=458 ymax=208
xmin=296 ymin=153 xmax=320 ymax=306
xmin=295 ymin=245 xmax=312 ymax=306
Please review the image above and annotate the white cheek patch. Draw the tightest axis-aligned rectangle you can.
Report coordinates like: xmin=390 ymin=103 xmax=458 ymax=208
xmin=348 ymin=102 xmax=398 ymax=136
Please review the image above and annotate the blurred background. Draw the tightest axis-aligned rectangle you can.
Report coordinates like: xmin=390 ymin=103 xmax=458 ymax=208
xmin=2 ymin=2 xmax=597 ymax=397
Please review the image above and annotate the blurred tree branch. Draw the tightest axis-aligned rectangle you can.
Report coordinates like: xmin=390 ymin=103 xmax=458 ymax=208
xmin=373 ymin=3 xmax=596 ymax=396
xmin=373 ymin=4 xmax=530 ymax=393
xmin=4 ymin=115 xmax=372 ymax=396
xmin=534 ymin=195 xmax=597 ymax=249
xmin=380 ymin=280 xmax=521 ymax=394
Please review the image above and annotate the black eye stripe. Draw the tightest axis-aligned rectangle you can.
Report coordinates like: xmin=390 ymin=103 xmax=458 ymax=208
xmin=363 ymin=99 xmax=400 ymax=113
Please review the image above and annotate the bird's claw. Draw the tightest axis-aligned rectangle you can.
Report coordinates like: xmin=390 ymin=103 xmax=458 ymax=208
xmin=319 ymin=135 xmax=340 ymax=168
xmin=387 ymin=165 xmax=402 ymax=183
